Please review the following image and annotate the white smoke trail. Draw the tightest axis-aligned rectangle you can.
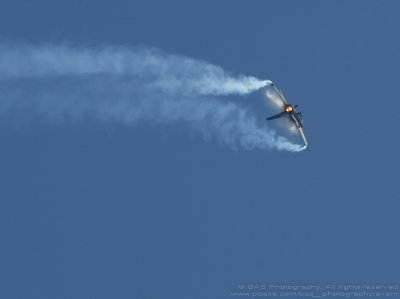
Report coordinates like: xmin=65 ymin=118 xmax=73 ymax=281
xmin=0 ymin=44 xmax=304 ymax=152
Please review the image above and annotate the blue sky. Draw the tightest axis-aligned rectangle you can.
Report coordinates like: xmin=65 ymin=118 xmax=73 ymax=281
xmin=0 ymin=1 xmax=399 ymax=298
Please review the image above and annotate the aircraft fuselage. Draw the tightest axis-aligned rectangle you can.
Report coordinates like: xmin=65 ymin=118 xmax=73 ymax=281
xmin=267 ymin=104 xmax=304 ymax=128
xmin=266 ymin=82 xmax=309 ymax=150
xmin=287 ymin=105 xmax=304 ymax=128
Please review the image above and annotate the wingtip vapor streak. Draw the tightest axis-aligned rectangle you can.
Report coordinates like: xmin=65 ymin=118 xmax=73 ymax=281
xmin=266 ymin=82 xmax=310 ymax=151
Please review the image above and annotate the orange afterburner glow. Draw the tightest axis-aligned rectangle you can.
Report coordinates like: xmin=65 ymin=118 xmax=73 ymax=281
xmin=285 ymin=105 xmax=293 ymax=112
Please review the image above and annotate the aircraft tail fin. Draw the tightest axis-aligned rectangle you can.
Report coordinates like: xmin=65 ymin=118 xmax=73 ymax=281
xmin=266 ymin=112 xmax=286 ymax=121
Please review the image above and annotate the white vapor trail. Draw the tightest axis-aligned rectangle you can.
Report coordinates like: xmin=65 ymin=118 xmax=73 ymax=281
xmin=0 ymin=44 xmax=304 ymax=152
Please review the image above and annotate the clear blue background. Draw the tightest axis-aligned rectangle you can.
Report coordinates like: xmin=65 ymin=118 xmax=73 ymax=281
xmin=0 ymin=1 xmax=399 ymax=298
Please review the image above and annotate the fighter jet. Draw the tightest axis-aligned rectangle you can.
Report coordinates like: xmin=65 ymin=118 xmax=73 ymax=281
xmin=266 ymin=82 xmax=309 ymax=150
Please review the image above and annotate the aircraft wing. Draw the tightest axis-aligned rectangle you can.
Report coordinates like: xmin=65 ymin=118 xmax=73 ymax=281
xmin=297 ymin=126 xmax=309 ymax=149
xmin=270 ymin=83 xmax=288 ymax=105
